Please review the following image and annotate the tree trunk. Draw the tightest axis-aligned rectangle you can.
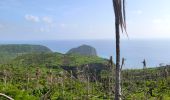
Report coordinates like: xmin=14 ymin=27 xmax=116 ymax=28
xmin=115 ymin=18 xmax=121 ymax=100
xmin=112 ymin=0 xmax=127 ymax=99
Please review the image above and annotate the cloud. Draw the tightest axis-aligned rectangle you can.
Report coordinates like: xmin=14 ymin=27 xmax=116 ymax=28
xmin=25 ymin=15 xmax=53 ymax=24
xmin=132 ymin=10 xmax=143 ymax=15
xmin=25 ymin=14 xmax=39 ymax=22
xmin=136 ymin=10 xmax=143 ymax=15
xmin=24 ymin=15 xmax=70 ymax=33
xmin=42 ymin=16 xmax=53 ymax=24
xmin=152 ymin=19 xmax=163 ymax=24
xmin=39 ymin=27 xmax=49 ymax=32
xmin=153 ymin=18 xmax=170 ymax=24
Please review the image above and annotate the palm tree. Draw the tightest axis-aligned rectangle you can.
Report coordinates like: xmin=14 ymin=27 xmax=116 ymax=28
xmin=112 ymin=0 xmax=127 ymax=100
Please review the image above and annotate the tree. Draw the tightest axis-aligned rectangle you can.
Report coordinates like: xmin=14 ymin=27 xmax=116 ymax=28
xmin=112 ymin=0 xmax=127 ymax=100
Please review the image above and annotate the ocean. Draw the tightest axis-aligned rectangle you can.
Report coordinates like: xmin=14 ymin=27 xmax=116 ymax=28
xmin=1 ymin=39 xmax=170 ymax=69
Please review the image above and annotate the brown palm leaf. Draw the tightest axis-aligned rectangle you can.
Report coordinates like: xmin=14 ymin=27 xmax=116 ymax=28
xmin=112 ymin=0 xmax=127 ymax=36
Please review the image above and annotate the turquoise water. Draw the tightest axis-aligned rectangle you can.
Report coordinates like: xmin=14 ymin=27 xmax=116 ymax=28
xmin=1 ymin=39 xmax=170 ymax=69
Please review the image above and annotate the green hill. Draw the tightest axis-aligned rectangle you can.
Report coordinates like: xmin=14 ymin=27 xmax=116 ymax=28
xmin=11 ymin=52 xmax=107 ymax=67
xmin=0 ymin=45 xmax=169 ymax=99
xmin=0 ymin=44 xmax=52 ymax=63
xmin=0 ymin=51 xmax=170 ymax=99
xmin=0 ymin=44 xmax=52 ymax=53
xmin=67 ymin=45 xmax=97 ymax=56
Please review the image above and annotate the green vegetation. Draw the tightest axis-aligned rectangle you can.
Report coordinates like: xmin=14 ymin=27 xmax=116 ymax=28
xmin=0 ymin=44 xmax=52 ymax=64
xmin=0 ymin=50 xmax=170 ymax=99
xmin=121 ymin=67 xmax=170 ymax=99
xmin=67 ymin=44 xmax=97 ymax=56
xmin=0 ymin=44 xmax=52 ymax=53
xmin=0 ymin=52 xmax=108 ymax=100
xmin=11 ymin=52 xmax=106 ymax=67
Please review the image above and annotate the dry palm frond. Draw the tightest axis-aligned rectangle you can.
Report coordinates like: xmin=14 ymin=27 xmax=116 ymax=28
xmin=112 ymin=0 xmax=127 ymax=36
xmin=0 ymin=93 xmax=14 ymax=100
xmin=121 ymin=57 xmax=125 ymax=70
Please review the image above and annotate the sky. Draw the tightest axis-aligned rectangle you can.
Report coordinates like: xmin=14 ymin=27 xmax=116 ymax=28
xmin=0 ymin=0 xmax=170 ymax=40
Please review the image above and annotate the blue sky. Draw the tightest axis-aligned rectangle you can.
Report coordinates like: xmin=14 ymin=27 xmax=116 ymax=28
xmin=0 ymin=0 xmax=170 ymax=40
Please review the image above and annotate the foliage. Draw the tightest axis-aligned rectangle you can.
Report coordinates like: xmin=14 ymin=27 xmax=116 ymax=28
xmin=0 ymin=44 xmax=52 ymax=63
xmin=11 ymin=52 xmax=107 ymax=67
xmin=0 ymin=52 xmax=170 ymax=99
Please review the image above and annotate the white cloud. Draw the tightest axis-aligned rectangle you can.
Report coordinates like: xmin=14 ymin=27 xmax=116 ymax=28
xmin=24 ymin=15 xmax=73 ymax=33
xmin=132 ymin=10 xmax=143 ymax=15
xmin=125 ymin=18 xmax=170 ymax=39
xmin=152 ymin=19 xmax=162 ymax=24
xmin=42 ymin=16 xmax=53 ymax=24
xmin=59 ymin=23 xmax=78 ymax=28
xmin=24 ymin=15 xmax=55 ymax=33
xmin=136 ymin=10 xmax=143 ymax=15
xmin=25 ymin=14 xmax=39 ymax=22
xmin=152 ymin=20 xmax=170 ymax=31
xmin=38 ymin=27 xmax=50 ymax=33
xmin=152 ymin=18 xmax=170 ymax=24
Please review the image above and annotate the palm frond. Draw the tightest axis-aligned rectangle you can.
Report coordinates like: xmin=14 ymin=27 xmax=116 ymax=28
xmin=113 ymin=0 xmax=128 ymax=36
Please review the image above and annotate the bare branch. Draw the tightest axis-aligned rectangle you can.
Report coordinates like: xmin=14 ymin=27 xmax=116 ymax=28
xmin=0 ymin=93 xmax=14 ymax=100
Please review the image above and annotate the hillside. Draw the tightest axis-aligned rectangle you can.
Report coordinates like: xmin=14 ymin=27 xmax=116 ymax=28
xmin=0 ymin=44 xmax=52 ymax=53
xmin=11 ymin=52 xmax=107 ymax=67
xmin=0 ymin=45 xmax=170 ymax=99
xmin=0 ymin=44 xmax=52 ymax=63
xmin=67 ymin=45 xmax=97 ymax=56
xmin=0 ymin=60 xmax=170 ymax=99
